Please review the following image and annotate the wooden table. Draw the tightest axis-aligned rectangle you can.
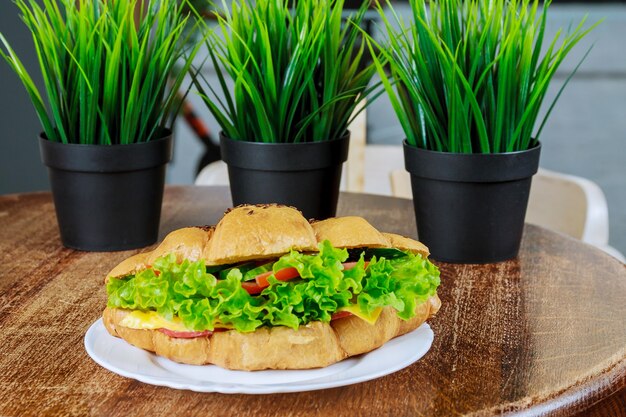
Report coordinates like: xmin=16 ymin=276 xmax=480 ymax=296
xmin=1 ymin=186 xmax=624 ymax=417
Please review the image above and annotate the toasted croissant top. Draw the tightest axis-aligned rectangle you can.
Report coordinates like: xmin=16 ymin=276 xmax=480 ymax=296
xmin=107 ymin=204 xmax=430 ymax=280
xmin=311 ymin=217 xmax=389 ymax=249
xmin=206 ymin=205 xmax=318 ymax=265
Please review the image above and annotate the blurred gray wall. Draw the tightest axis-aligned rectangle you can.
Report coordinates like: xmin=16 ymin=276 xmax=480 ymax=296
xmin=0 ymin=1 xmax=49 ymax=194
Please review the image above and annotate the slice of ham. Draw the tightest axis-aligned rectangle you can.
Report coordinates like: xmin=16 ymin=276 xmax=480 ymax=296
xmin=158 ymin=327 xmax=227 ymax=338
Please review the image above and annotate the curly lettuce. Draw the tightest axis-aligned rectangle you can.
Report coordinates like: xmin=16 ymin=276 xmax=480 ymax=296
xmin=107 ymin=240 xmax=440 ymax=333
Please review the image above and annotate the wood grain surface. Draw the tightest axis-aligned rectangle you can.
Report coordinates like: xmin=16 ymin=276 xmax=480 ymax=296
xmin=0 ymin=186 xmax=624 ymax=417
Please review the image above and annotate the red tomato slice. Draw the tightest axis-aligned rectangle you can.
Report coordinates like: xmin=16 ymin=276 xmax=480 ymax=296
xmin=241 ymin=280 xmax=264 ymax=295
xmin=255 ymin=267 xmax=300 ymax=288
xmin=342 ymin=261 xmax=370 ymax=270
xmin=331 ymin=311 xmax=353 ymax=320
xmin=245 ymin=261 xmax=368 ymax=294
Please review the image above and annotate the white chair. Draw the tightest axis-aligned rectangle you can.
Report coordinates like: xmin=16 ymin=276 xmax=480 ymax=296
xmin=527 ymin=169 xmax=624 ymax=261
xmin=390 ymin=168 xmax=412 ymax=199
xmin=195 ymin=160 xmax=228 ymax=186
xmin=389 ymin=168 xmax=625 ymax=262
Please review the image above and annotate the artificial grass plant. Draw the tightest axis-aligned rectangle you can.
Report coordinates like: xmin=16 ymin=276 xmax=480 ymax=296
xmin=0 ymin=0 xmax=203 ymax=145
xmin=369 ymin=0 xmax=598 ymax=153
xmin=194 ymin=0 xmax=382 ymax=143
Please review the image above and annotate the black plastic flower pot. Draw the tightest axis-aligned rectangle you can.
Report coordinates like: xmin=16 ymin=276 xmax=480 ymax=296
xmin=39 ymin=132 xmax=173 ymax=251
xmin=220 ymin=133 xmax=350 ymax=220
xmin=404 ymin=141 xmax=541 ymax=264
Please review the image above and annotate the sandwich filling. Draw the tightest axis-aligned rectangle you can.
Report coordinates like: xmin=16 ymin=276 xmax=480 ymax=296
xmin=106 ymin=240 xmax=440 ymax=334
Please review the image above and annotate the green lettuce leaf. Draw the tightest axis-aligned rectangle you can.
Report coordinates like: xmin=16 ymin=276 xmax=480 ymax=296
xmin=106 ymin=240 xmax=440 ymax=333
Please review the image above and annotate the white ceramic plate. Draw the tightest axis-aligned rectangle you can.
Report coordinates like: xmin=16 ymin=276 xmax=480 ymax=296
xmin=85 ymin=319 xmax=433 ymax=394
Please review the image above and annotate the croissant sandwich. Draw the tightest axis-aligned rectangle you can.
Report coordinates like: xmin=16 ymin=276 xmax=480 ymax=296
xmin=103 ymin=205 xmax=441 ymax=371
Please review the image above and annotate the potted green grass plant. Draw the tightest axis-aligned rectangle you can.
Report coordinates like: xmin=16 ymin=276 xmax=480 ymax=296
xmin=193 ymin=0 xmax=380 ymax=219
xmin=0 ymin=0 xmax=203 ymax=251
xmin=370 ymin=0 xmax=597 ymax=263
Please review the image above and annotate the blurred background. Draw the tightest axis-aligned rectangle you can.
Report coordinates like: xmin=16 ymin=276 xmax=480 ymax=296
xmin=1 ymin=0 xmax=625 ymax=254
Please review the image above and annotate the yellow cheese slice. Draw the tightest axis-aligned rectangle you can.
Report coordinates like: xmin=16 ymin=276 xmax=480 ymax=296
xmin=337 ymin=305 xmax=383 ymax=325
xmin=120 ymin=311 xmax=190 ymax=332
xmin=119 ymin=310 xmax=235 ymax=332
